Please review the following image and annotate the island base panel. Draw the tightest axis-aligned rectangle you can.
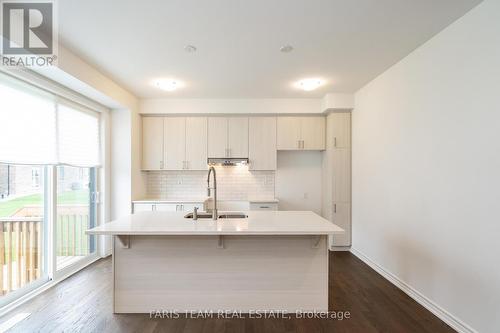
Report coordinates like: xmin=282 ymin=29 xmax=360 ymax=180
xmin=113 ymin=235 xmax=329 ymax=313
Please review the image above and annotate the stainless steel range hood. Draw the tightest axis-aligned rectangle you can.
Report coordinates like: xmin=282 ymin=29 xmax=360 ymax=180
xmin=207 ymin=158 xmax=249 ymax=166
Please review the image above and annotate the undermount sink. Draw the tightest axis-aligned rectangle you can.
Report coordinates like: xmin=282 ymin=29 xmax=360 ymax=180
xmin=184 ymin=212 xmax=248 ymax=219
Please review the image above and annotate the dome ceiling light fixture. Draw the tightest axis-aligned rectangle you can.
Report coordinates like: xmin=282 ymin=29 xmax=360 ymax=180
xmin=295 ymin=78 xmax=324 ymax=91
xmin=280 ymin=45 xmax=294 ymax=53
xmin=184 ymin=45 xmax=197 ymax=53
xmin=153 ymin=78 xmax=185 ymax=92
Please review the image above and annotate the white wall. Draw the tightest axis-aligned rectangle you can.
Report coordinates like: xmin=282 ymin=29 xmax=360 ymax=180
xmin=276 ymin=151 xmax=323 ymax=214
xmin=52 ymin=45 xmax=146 ymax=219
xmin=141 ymin=98 xmax=322 ymax=114
xmin=352 ymin=1 xmax=500 ymax=332
xmin=34 ymin=45 xmax=145 ymax=255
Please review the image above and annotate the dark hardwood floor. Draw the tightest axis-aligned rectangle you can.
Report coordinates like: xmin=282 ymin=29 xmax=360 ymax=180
xmin=1 ymin=252 xmax=455 ymax=333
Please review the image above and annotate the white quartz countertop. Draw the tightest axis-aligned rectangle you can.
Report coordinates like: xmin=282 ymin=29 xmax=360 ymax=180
xmin=87 ymin=211 xmax=343 ymax=236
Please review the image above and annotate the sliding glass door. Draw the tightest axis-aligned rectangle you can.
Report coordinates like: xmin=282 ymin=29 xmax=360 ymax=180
xmin=0 ymin=164 xmax=49 ymax=306
xmin=0 ymin=71 xmax=103 ymax=310
xmin=56 ymin=166 xmax=96 ymax=271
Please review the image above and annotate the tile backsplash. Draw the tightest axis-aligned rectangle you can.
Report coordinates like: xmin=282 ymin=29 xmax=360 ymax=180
xmin=146 ymin=166 xmax=275 ymax=201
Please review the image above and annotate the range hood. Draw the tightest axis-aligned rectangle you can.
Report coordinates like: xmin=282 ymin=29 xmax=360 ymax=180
xmin=207 ymin=158 xmax=249 ymax=166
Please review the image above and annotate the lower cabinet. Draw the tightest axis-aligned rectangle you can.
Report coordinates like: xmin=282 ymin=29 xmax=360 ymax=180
xmin=249 ymin=202 xmax=278 ymax=211
xmin=133 ymin=203 xmax=203 ymax=213
xmin=330 ymin=202 xmax=351 ymax=247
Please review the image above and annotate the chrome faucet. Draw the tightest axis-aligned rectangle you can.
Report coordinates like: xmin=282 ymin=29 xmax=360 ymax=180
xmin=207 ymin=166 xmax=218 ymax=220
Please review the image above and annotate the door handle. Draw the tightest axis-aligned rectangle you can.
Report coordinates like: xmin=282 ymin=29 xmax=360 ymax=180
xmin=334 ymin=203 xmax=337 ymax=213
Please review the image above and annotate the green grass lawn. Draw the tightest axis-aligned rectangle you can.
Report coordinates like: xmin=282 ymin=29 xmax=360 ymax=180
xmin=0 ymin=190 xmax=89 ymax=217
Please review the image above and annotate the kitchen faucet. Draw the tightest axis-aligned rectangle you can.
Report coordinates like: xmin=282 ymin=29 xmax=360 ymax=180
xmin=207 ymin=166 xmax=218 ymax=220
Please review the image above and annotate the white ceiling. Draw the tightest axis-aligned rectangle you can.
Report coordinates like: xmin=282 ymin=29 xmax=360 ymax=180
xmin=58 ymin=0 xmax=481 ymax=98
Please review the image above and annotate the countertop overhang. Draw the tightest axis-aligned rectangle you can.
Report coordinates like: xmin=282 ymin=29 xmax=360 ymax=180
xmin=87 ymin=211 xmax=343 ymax=236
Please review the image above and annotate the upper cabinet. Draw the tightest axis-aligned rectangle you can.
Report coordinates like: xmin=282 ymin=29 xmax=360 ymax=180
xmin=143 ymin=115 xmax=326 ymax=171
xmin=207 ymin=117 xmax=227 ymax=158
xmin=142 ymin=116 xmax=207 ymax=171
xmin=328 ymin=112 xmax=351 ymax=149
xmin=208 ymin=117 xmax=248 ymax=158
xmin=277 ymin=116 xmax=325 ymax=150
xmin=164 ymin=117 xmax=186 ymax=170
xmin=249 ymin=117 xmax=277 ymax=170
xmin=142 ymin=117 xmax=164 ymax=170
xmin=228 ymin=117 xmax=249 ymax=157
xmin=185 ymin=117 xmax=208 ymax=170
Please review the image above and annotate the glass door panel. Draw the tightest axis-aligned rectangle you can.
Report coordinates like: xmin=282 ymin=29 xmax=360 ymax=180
xmin=56 ymin=166 xmax=96 ymax=271
xmin=0 ymin=164 xmax=48 ymax=304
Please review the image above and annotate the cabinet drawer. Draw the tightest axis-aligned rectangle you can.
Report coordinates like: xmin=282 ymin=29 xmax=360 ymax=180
xmin=249 ymin=203 xmax=278 ymax=211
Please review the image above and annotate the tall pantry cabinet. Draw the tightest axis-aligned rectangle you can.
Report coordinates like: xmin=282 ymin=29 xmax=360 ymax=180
xmin=322 ymin=112 xmax=351 ymax=249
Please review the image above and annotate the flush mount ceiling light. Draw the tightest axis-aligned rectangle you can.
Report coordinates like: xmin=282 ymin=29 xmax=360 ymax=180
xmin=295 ymin=78 xmax=324 ymax=91
xmin=153 ymin=79 xmax=184 ymax=92
xmin=184 ymin=45 xmax=197 ymax=53
xmin=280 ymin=44 xmax=294 ymax=53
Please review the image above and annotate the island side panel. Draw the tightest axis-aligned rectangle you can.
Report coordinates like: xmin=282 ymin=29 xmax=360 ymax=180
xmin=113 ymin=235 xmax=329 ymax=313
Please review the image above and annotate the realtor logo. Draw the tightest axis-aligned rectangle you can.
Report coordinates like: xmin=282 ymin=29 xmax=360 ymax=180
xmin=1 ymin=0 xmax=57 ymax=66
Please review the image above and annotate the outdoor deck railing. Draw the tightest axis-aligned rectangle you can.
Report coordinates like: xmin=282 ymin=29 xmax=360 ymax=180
xmin=0 ymin=213 xmax=90 ymax=296
xmin=0 ymin=217 xmax=42 ymax=295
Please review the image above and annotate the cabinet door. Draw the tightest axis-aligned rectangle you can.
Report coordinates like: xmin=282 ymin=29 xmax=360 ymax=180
xmin=228 ymin=117 xmax=249 ymax=158
xmin=133 ymin=203 xmax=154 ymax=213
xmin=332 ymin=149 xmax=351 ymax=202
xmin=185 ymin=117 xmax=207 ymax=170
xmin=301 ymin=117 xmax=325 ymax=150
xmin=164 ymin=117 xmax=186 ymax=170
xmin=330 ymin=113 xmax=351 ymax=148
xmin=208 ymin=117 xmax=228 ymax=157
xmin=182 ymin=203 xmax=203 ymax=212
xmin=332 ymin=202 xmax=351 ymax=246
xmin=277 ymin=117 xmax=301 ymax=150
xmin=249 ymin=117 xmax=276 ymax=170
xmin=142 ymin=117 xmax=164 ymax=170
xmin=155 ymin=204 xmax=178 ymax=211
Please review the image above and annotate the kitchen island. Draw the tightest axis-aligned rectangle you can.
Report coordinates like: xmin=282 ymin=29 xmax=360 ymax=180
xmin=87 ymin=211 xmax=343 ymax=313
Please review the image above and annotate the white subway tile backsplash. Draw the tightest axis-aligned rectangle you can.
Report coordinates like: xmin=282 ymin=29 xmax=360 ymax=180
xmin=146 ymin=167 xmax=275 ymax=201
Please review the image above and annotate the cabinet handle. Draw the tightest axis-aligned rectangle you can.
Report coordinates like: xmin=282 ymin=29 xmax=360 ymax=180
xmin=334 ymin=137 xmax=337 ymax=147
xmin=160 ymin=161 xmax=164 ymax=169
xmin=152 ymin=204 xmax=156 ymax=211
xmin=334 ymin=204 xmax=337 ymax=213
xmin=260 ymin=206 xmax=270 ymax=209
xmin=297 ymin=140 xmax=301 ymax=149
xmin=302 ymin=140 xmax=305 ymax=149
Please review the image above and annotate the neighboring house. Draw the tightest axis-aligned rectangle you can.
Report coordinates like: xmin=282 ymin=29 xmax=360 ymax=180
xmin=1 ymin=165 xmax=88 ymax=200
xmin=0 ymin=164 xmax=40 ymax=199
